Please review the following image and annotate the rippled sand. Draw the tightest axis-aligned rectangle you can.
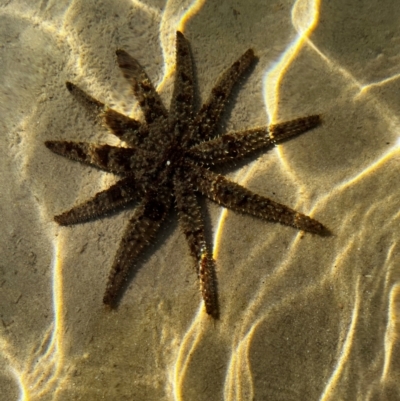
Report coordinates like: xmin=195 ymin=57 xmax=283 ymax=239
xmin=1 ymin=0 xmax=400 ymax=400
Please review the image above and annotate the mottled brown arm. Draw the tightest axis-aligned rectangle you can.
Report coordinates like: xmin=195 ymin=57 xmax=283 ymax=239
xmin=66 ymin=81 xmax=149 ymax=147
xmin=173 ymin=170 xmax=218 ymax=318
xmin=45 ymin=141 xmax=155 ymax=175
xmin=65 ymin=82 xmax=104 ymax=119
xmin=54 ymin=176 xmax=141 ymax=225
xmin=268 ymin=115 xmax=321 ymax=143
xmin=189 ymin=48 xmax=256 ymax=145
xmin=116 ymin=49 xmax=167 ymax=124
xmin=188 ymin=115 xmax=321 ymax=165
xmin=188 ymin=127 xmax=272 ymax=165
xmin=103 ymin=108 xmax=149 ymax=146
xmin=103 ymin=190 xmax=171 ymax=307
xmin=170 ymin=31 xmax=195 ymax=130
xmin=190 ymin=162 xmax=326 ymax=234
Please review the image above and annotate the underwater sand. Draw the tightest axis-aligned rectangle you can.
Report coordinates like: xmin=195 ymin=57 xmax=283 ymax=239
xmin=1 ymin=0 xmax=400 ymax=399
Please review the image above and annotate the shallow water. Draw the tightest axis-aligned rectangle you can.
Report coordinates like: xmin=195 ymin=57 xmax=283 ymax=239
xmin=1 ymin=0 xmax=400 ymax=400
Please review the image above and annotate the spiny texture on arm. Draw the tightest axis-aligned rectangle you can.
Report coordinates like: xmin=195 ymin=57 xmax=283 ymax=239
xmin=54 ymin=176 xmax=142 ymax=226
xmin=187 ymin=48 xmax=257 ymax=145
xmin=103 ymin=190 xmax=171 ymax=307
xmin=190 ymin=162 xmax=325 ymax=234
xmin=45 ymin=30 xmax=327 ymax=319
xmin=188 ymin=115 xmax=321 ymax=165
xmin=173 ymin=170 xmax=218 ymax=318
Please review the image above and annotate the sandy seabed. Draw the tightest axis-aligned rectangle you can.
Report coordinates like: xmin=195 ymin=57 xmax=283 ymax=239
xmin=1 ymin=0 xmax=400 ymax=400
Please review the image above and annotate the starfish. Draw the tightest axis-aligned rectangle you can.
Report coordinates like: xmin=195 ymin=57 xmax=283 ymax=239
xmin=45 ymin=31 xmax=326 ymax=318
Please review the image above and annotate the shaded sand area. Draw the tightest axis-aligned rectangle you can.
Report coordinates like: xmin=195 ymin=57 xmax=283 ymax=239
xmin=1 ymin=0 xmax=400 ymax=399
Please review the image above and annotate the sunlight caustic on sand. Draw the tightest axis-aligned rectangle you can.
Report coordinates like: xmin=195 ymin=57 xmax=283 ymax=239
xmin=0 ymin=6 xmax=69 ymax=397
xmin=157 ymin=0 xmax=207 ymax=104
xmin=315 ymin=135 xmax=400 ymax=217
xmin=319 ymin=278 xmax=361 ymax=401
xmin=223 ymin=329 xmax=255 ymax=401
xmin=214 ymin=0 xmax=322 ymax=260
xmin=0 ymin=238 xmax=67 ymax=400
xmin=263 ymin=0 xmax=321 ymax=123
xmin=381 ymin=282 xmax=400 ymax=382
xmin=170 ymin=305 xmax=211 ymax=401
xmin=23 ymin=239 xmax=67 ymax=400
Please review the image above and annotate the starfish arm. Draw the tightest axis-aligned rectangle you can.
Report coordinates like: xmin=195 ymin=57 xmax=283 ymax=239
xmin=188 ymin=115 xmax=321 ymax=165
xmin=190 ymin=48 xmax=256 ymax=144
xmin=65 ymin=82 xmax=105 ymax=120
xmin=268 ymin=115 xmax=321 ymax=143
xmin=173 ymin=171 xmax=218 ymax=318
xmin=170 ymin=31 xmax=195 ymax=132
xmin=188 ymin=127 xmax=272 ymax=164
xmin=103 ymin=192 xmax=171 ymax=307
xmin=54 ymin=176 xmax=141 ymax=225
xmin=103 ymin=108 xmax=148 ymax=146
xmin=45 ymin=141 xmax=151 ymax=174
xmin=66 ymin=81 xmax=150 ymax=147
xmin=191 ymin=163 xmax=325 ymax=234
xmin=116 ymin=49 xmax=168 ymax=124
